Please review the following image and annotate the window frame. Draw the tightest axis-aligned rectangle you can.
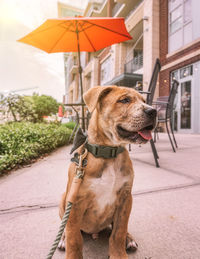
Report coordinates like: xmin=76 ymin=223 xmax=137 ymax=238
xmin=168 ymin=0 xmax=192 ymax=52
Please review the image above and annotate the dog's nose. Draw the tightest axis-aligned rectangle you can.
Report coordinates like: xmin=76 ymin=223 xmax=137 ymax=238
xmin=144 ymin=108 xmax=157 ymax=118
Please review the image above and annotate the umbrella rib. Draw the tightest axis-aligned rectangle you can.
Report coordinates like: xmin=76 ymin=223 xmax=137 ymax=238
xmin=79 ymin=23 xmax=96 ymax=52
xmin=59 ymin=24 xmax=76 ymax=33
xmin=85 ymin=21 xmax=132 ymax=39
xmin=79 ymin=21 xmax=94 ymax=31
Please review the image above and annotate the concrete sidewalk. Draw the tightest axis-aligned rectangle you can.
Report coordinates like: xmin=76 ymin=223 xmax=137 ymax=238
xmin=0 ymin=133 xmax=200 ymax=259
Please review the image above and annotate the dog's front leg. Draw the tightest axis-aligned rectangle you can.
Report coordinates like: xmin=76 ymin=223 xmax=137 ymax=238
xmin=65 ymin=203 xmax=84 ymax=259
xmin=109 ymin=190 xmax=132 ymax=259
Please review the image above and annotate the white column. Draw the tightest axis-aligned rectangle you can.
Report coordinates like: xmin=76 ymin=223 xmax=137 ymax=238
xmin=143 ymin=0 xmax=160 ymax=98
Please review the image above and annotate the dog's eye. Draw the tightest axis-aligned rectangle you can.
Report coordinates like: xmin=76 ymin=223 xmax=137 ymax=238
xmin=117 ymin=97 xmax=131 ymax=104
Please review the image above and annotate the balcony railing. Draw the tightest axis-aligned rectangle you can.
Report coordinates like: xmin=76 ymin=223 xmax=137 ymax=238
xmin=124 ymin=53 xmax=143 ymax=74
xmin=125 ymin=0 xmax=144 ymax=21
xmin=112 ymin=2 xmax=123 ymax=17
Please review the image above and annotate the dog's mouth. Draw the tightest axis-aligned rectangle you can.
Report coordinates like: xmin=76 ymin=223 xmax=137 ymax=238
xmin=116 ymin=124 xmax=153 ymax=142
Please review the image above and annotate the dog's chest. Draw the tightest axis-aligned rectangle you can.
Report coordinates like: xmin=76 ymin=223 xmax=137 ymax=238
xmin=88 ymin=165 xmax=129 ymax=212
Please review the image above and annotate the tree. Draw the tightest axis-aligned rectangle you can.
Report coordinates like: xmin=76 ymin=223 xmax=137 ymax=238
xmin=31 ymin=94 xmax=59 ymax=121
xmin=0 ymin=94 xmax=20 ymax=122
xmin=0 ymin=93 xmax=61 ymax=123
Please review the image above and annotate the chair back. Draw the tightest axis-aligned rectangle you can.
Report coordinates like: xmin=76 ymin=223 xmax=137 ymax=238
xmin=166 ymin=79 xmax=179 ymax=119
xmin=146 ymin=58 xmax=161 ymax=105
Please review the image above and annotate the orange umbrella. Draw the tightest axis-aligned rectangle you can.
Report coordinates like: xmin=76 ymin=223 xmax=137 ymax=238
xmin=18 ymin=17 xmax=132 ymax=52
xmin=18 ymin=17 xmax=132 ymax=130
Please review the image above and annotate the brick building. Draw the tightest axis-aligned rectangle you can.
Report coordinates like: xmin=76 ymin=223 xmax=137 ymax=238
xmin=159 ymin=0 xmax=200 ymax=133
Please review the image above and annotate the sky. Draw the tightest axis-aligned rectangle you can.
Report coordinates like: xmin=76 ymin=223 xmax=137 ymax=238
xmin=0 ymin=0 xmax=88 ymax=101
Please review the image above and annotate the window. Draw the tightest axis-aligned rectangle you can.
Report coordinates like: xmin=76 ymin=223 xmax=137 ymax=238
xmin=168 ymin=0 xmax=193 ymax=52
xmin=180 ymin=65 xmax=193 ymax=78
xmin=184 ymin=0 xmax=192 ymax=23
xmin=171 ymin=70 xmax=179 ymax=81
xmin=181 ymin=81 xmax=191 ymax=129
xmin=169 ymin=0 xmax=182 ymax=11
xmin=100 ymin=55 xmax=113 ymax=85
xmin=170 ymin=5 xmax=182 ymax=34
xmin=85 ymin=73 xmax=92 ymax=91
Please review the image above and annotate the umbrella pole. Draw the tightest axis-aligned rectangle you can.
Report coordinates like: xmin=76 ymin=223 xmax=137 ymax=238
xmin=76 ymin=30 xmax=85 ymax=132
xmin=77 ymin=52 xmax=85 ymax=132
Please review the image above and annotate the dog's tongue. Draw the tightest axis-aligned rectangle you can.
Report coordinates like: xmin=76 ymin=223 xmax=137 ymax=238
xmin=138 ymin=130 xmax=152 ymax=140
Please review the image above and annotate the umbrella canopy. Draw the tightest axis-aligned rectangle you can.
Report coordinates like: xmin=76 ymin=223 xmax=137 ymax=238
xmin=18 ymin=17 xmax=132 ymax=53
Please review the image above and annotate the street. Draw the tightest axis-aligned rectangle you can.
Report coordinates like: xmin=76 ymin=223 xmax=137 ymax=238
xmin=0 ymin=133 xmax=200 ymax=259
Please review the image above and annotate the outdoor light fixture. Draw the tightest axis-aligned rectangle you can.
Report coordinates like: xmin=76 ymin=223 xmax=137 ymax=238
xmin=143 ymin=16 xmax=149 ymax=21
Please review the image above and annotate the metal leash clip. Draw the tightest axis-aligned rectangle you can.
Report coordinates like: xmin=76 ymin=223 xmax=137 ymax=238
xmin=76 ymin=148 xmax=88 ymax=179
xmin=67 ymin=148 xmax=88 ymax=203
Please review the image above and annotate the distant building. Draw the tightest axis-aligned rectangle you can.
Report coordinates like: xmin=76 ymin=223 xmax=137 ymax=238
xmin=159 ymin=0 xmax=200 ymax=133
xmin=64 ymin=0 xmax=160 ymax=105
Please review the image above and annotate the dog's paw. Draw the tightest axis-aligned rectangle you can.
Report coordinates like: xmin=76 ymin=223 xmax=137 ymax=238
xmin=58 ymin=239 xmax=65 ymax=251
xmin=126 ymin=232 xmax=138 ymax=252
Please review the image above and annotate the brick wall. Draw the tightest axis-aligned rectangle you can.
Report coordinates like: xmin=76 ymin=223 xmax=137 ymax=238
xmin=159 ymin=0 xmax=168 ymax=65
xmin=159 ymin=0 xmax=200 ymax=96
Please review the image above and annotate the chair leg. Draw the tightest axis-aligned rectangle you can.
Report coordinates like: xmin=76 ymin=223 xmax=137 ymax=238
xmin=166 ymin=120 xmax=176 ymax=152
xmin=170 ymin=120 xmax=178 ymax=148
xmin=150 ymin=139 xmax=160 ymax=167
xmin=154 ymin=128 xmax=157 ymax=143
xmin=154 ymin=122 xmax=160 ymax=143
xmin=68 ymin=123 xmax=79 ymax=144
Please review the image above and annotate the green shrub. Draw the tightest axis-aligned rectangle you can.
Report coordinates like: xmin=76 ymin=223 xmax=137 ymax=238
xmin=62 ymin=121 xmax=76 ymax=130
xmin=0 ymin=122 xmax=72 ymax=175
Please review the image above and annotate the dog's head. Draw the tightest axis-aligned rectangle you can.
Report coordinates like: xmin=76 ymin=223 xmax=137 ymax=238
xmin=83 ymin=85 xmax=157 ymax=145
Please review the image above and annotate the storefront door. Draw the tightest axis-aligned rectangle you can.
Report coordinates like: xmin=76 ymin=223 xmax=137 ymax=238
xmin=172 ymin=63 xmax=200 ymax=133
xmin=177 ymin=76 xmax=193 ymax=133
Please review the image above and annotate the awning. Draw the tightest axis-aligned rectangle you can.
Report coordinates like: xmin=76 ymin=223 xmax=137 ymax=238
xmin=104 ymin=73 xmax=142 ymax=88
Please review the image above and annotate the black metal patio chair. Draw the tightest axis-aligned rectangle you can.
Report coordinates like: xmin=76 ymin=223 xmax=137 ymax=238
xmin=129 ymin=58 xmax=161 ymax=167
xmin=153 ymin=79 xmax=179 ymax=152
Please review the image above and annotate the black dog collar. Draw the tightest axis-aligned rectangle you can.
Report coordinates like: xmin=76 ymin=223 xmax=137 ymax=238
xmin=85 ymin=142 xmax=125 ymax=159
xmin=70 ymin=127 xmax=125 ymax=159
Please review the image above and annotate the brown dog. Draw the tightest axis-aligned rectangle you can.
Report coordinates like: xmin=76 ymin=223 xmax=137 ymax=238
xmin=58 ymin=85 xmax=157 ymax=259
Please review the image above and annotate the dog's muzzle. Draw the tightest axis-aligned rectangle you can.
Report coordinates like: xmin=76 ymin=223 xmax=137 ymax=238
xmin=116 ymin=107 xmax=157 ymax=143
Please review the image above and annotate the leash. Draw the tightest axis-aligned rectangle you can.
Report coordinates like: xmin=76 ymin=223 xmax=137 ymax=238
xmin=46 ymin=148 xmax=88 ymax=259
xmin=46 ymin=128 xmax=125 ymax=258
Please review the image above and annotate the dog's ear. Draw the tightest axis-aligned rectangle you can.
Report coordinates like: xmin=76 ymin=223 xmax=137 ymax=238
xmin=83 ymin=86 xmax=115 ymax=113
